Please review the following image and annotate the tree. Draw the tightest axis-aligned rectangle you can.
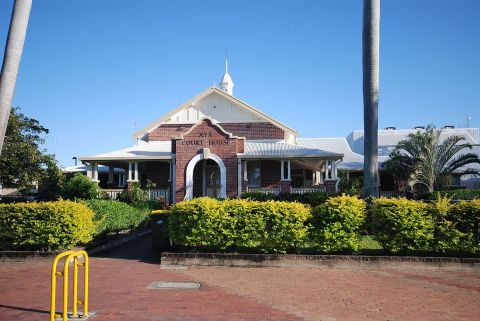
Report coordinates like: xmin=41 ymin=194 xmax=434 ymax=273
xmin=0 ymin=0 xmax=32 ymax=154
xmin=384 ymin=126 xmax=480 ymax=192
xmin=362 ymin=0 xmax=380 ymax=198
xmin=60 ymin=173 xmax=99 ymax=200
xmin=0 ymin=107 xmax=62 ymax=191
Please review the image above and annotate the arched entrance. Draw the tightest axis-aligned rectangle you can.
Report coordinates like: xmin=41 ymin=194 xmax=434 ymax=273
xmin=185 ymin=153 xmax=226 ymax=200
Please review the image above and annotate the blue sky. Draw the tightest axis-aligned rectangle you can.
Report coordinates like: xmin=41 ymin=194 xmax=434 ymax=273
xmin=1 ymin=0 xmax=479 ymax=167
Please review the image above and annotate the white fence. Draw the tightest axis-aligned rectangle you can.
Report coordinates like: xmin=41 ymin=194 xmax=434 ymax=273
xmin=247 ymin=188 xmax=280 ymax=195
xmin=379 ymin=190 xmax=407 ymax=198
xmin=247 ymin=187 xmax=326 ymax=195
xmin=101 ymin=188 xmax=169 ymax=201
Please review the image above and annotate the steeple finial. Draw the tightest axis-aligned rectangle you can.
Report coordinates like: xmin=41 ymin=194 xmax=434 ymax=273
xmin=220 ymin=52 xmax=234 ymax=95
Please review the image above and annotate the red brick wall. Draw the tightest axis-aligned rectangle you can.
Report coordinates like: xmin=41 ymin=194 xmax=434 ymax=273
xmin=148 ymin=122 xmax=284 ymax=141
xmin=174 ymin=119 xmax=241 ymax=202
xmin=220 ymin=122 xmax=284 ymax=140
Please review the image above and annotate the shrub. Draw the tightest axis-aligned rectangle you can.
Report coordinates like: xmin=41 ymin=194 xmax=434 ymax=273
xmin=116 ymin=182 xmax=148 ymax=204
xmin=84 ymin=199 xmax=149 ymax=237
xmin=309 ymin=195 xmax=366 ymax=253
xmin=169 ymin=197 xmax=311 ymax=253
xmin=241 ymin=191 xmax=330 ymax=207
xmin=372 ymin=198 xmax=434 ymax=252
xmin=428 ymin=196 xmax=463 ymax=252
xmin=421 ymin=190 xmax=480 ymax=201
xmin=0 ymin=200 xmax=95 ymax=250
xmin=449 ymin=199 xmax=480 ymax=252
xmin=61 ymin=173 xmax=98 ymax=200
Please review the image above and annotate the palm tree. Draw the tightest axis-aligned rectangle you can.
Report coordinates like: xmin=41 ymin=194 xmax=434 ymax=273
xmin=384 ymin=126 xmax=480 ymax=192
xmin=0 ymin=0 xmax=33 ymax=154
xmin=362 ymin=0 xmax=380 ymax=198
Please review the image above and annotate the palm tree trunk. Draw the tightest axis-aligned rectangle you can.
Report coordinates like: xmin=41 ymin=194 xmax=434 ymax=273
xmin=0 ymin=0 xmax=32 ymax=154
xmin=362 ymin=0 xmax=380 ymax=198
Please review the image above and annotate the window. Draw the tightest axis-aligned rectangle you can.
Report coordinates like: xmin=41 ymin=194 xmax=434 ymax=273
xmin=247 ymin=161 xmax=261 ymax=187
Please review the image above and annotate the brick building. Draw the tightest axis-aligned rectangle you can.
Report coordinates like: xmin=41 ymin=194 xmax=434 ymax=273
xmin=78 ymin=65 xmax=343 ymax=203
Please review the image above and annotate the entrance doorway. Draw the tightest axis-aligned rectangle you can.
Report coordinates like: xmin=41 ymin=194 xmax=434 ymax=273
xmin=192 ymin=159 xmax=221 ymax=198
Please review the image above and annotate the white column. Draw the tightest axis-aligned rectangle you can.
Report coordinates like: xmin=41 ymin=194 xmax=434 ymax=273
xmin=127 ymin=162 xmax=133 ymax=181
xmin=280 ymin=160 xmax=285 ymax=180
xmin=134 ymin=162 xmax=139 ymax=181
xmin=287 ymin=160 xmax=291 ymax=180
xmin=324 ymin=160 xmax=329 ymax=180
xmin=346 ymin=171 xmax=350 ymax=181
xmin=86 ymin=163 xmax=92 ymax=180
xmin=92 ymin=162 xmax=99 ymax=182
xmin=243 ymin=160 xmax=248 ymax=181
xmin=107 ymin=166 xmax=114 ymax=184
xmin=332 ymin=161 xmax=337 ymax=179
xmin=237 ymin=159 xmax=242 ymax=196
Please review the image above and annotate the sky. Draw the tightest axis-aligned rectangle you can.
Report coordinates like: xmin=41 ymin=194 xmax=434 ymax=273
xmin=1 ymin=0 xmax=479 ymax=167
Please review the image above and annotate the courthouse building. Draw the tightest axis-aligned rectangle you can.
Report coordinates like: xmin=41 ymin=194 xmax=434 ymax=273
xmin=78 ymin=65 xmax=344 ymax=203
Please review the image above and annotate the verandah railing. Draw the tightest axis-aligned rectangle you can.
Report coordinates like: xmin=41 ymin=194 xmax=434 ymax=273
xmin=101 ymin=188 xmax=169 ymax=201
xmin=247 ymin=187 xmax=326 ymax=195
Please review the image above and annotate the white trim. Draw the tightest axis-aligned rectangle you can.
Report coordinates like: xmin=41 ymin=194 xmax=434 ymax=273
xmin=184 ymin=153 xmax=226 ymax=200
xmin=237 ymin=159 xmax=242 ymax=196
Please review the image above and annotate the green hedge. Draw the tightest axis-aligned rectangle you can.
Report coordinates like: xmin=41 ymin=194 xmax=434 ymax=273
xmin=241 ymin=191 xmax=331 ymax=207
xmin=372 ymin=198 xmax=434 ymax=252
xmin=0 ymin=200 xmax=95 ymax=251
xmin=84 ymin=199 xmax=149 ymax=237
xmin=60 ymin=173 xmax=99 ymax=200
xmin=421 ymin=190 xmax=480 ymax=200
xmin=449 ymin=200 xmax=480 ymax=252
xmin=309 ymin=195 xmax=366 ymax=253
xmin=168 ymin=197 xmax=311 ymax=253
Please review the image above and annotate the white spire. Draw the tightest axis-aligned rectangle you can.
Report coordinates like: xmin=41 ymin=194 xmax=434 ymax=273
xmin=220 ymin=55 xmax=234 ymax=95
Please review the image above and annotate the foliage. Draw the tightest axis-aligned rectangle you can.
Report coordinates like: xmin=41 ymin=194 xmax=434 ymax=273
xmin=0 ymin=107 xmax=63 ymax=191
xmin=384 ymin=125 xmax=480 ymax=192
xmin=168 ymin=197 xmax=311 ymax=253
xmin=372 ymin=198 xmax=434 ymax=252
xmin=449 ymin=200 xmax=480 ymax=252
xmin=338 ymin=172 xmax=363 ymax=195
xmin=309 ymin=195 xmax=366 ymax=253
xmin=83 ymin=199 xmax=149 ymax=237
xmin=0 ymin=200 xmax=94 ymax=250
xmin=241 ymin=191 xmax=330 ymax=207
xmin=420 ymin=189 xmax=480 ymax=201
xmin=117 ymin=182 xmax=148 ymax=204
xmin=60 ymin=173 xmax=99 ymax=200
xmin=38 ymin=156 xmax=65 ymax=200
xmin=428 ymin=196 xmax=463 ymax=252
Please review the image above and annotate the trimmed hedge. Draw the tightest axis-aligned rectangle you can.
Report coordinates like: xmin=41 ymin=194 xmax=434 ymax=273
xmin=84 ymin=199 xmax=150 ymax=237
xmin=0 ymin=200 xmax=95 ymax=251
xmin=168 ymin=197 xmax=311 ymax=253
xmin=421 ymin=189 xmax=480 ymax=200
xmin=60 ymin=173 xmax=99 ymax=200
xmin=449 ymin=199 xmax=480 ymax=252
xmin=372 ymin=198 xmax=434 ymax=252
xmin=241 ymin=191 xmax=331 ymax=207
xmin=309 ymin=195 xmax=366 ymax=253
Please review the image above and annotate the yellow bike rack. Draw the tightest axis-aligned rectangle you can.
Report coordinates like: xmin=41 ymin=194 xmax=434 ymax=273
xmin=50 ymin=250 xmax=89 ymax=321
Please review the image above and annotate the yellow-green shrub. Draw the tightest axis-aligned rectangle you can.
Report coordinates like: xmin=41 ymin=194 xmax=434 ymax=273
xmin=0 ymin=200 xmax=95 ymax=251
xmin=168 ymin=197 xmax=311 ymax=253
xmin=428 ymin=196 xmax=464 ymax=252
xmin=309 ymin=195 xmax=366 ymax=253
xmin=449 ymin=199 xmax=480 ymax=252
xmin=372 ymin=198 xmax=434 ymax=252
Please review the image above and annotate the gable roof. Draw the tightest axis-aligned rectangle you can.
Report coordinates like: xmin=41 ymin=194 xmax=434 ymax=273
xmin=133 ymin=87 xmax=297 ymax=139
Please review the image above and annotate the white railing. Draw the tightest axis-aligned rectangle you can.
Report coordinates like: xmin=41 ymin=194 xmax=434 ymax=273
xmin=292 ymin=187 xmax=326 ymax=194
xmin=101 ymin=188 xmax=169 ymax=201
xmin=148 ymin=189 xmax=169 ymax=201
xmin=379 ymin=191 xmax=407 ymax=198
xmin=102 ymin=189 xmax=124 ymax=200
xmin=247 ymin=188 xmax=280 ymax=195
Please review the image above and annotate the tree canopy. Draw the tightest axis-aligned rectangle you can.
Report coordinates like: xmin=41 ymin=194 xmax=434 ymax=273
xmin=384 ymin=126 xmax=480 ymax=192
xmin=0 ymin=107 xmax=62 ymax=193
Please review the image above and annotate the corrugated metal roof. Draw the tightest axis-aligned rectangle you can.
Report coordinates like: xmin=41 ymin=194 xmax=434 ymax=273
xmin=241 ymin=140 xmax=342 ymax=159
xmin=78 ymin=141 xmax=172 ymax=161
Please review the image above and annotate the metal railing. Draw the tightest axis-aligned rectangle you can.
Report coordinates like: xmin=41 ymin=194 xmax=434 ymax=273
xmin=247 ymin=188 xmax=280 ymax=195
xmin=51 ymin=250 xmax=89 ymax=321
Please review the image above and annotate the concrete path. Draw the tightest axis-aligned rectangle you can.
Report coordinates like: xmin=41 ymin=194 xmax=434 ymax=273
xmin=1 ymin=235 xmax=479 ymax=321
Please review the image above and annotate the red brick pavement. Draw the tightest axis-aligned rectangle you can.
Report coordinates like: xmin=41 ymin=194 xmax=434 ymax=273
xmin=1 ymin=236 xmax=479 ymax=321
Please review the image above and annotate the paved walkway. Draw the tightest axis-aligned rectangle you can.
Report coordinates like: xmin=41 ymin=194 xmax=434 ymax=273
xmin=1 ymin=236 xmax=479 ymax=321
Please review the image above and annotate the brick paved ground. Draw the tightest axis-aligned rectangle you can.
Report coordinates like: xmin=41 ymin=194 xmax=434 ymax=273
xmin=1 ymin=235 xmax=479 ymax=321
